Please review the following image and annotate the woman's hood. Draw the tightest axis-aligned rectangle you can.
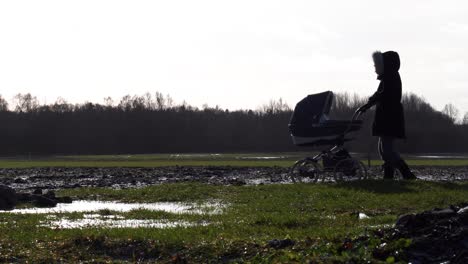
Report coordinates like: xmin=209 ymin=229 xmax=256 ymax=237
xmin=374 ymin=50 xmax=400 ymax=79
xmin=382 ymin=51 xmax=400 ymax=73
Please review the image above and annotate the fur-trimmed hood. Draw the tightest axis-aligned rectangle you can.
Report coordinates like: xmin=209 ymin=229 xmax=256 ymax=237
xmin=373 ymin=50 xmax=400 ymax=76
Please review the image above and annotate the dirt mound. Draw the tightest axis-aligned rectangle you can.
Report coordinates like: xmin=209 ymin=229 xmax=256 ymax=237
xmin=0 ymin=184 xmax=17 ymax=210
xmin=0 ymin=185 xmax=73 ymax=211
xmin=394 ymin=204 xmax=468 ymax=263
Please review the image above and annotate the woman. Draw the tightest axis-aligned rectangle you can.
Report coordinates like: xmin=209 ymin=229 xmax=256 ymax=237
xmin=358 ymin=51 xmax=416 ymax=180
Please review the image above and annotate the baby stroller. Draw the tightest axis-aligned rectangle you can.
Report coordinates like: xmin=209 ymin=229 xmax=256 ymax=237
xmin=288 ymin=91 xmax=368 ymax=182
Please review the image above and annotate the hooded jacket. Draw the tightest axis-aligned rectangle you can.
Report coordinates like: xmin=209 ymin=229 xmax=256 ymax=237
xmin=367 ymin=51 xmax=405 ymax=138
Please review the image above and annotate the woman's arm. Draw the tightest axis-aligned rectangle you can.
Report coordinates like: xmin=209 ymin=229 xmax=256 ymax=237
xmin=368 ymin=82 xmax=385 ymax=106
xmin=359 ymin=83 xmax=384 ymax=112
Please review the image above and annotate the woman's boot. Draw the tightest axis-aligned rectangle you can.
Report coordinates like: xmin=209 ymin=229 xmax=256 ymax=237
xmin=396 ymin=159 xmax=417 ymax=180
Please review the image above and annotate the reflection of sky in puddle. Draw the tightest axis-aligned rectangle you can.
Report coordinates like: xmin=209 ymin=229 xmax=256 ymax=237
xmin=414 ymin=155 xmax=468 ymax=159
xmin=169 ymin=153 xmax=289 ymax=159
xmin=170 ymin=154 xmax=221 ymax=158
xmin=1 ymin=200 xmax=225 ymax=215
xmin=410 ymin=154 xmax=468 ymax=159
xmin=44 ymin=214 xmax=207 ymax=229
xmin=237 ymin=156 xmax=285 ymax=160
xmin=0 ymin=201 xmax=222 ymax=229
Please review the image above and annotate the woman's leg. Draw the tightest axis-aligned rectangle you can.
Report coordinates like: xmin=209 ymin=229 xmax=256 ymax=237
xmin=380 ymin=136 xmax=416 ymax=179
xmin=378 ymin=137 xmax=397 ymax=179
xmin=379 ymin=137 xmax=401 ymax=166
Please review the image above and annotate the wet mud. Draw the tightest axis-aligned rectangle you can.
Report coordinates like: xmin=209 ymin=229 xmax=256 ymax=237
xmin=394 ymin=204 xmax=468 ymax=263
xmin=0 ymin=165 xmax=467 ymax=191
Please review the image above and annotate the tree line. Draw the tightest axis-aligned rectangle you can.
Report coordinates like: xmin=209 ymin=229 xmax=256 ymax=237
xmin=0 ymin=92 xmax=466 ymax=155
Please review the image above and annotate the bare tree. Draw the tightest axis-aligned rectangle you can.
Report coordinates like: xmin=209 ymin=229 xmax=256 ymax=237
xmin=165 ymin=94 xmax=174 ymax=109
xmin=13 ymin=93 xmax=39 ymax=113
xmin=131 ymin=95 xmax=146 ymax=110
xmin=103 ymin=97 xmax=114 ymax=107
xmin=258 ymin=98 xmax=291 ymax=114
xmin=118 ymin=95 xmax=132 ymax=111
xmin=144 ymin=92 xmax=154 ymax=110
xmin=155 ymin=91 xmax=166 ymax=110
xmin=462 ymin=112 xmax=468 ymax=125
xmin=442 ymin=103 xmax=459 ymax=123
xmin=52 ymin=97 xmax=72 ymax=113
xmin=0 ymin=95 xmax=8 ymax=111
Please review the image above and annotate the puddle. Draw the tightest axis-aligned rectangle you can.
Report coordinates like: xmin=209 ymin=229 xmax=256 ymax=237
xmin=236 ymin=156 xmax=286 ymax=160
xmin=47 ymin=219 xmax=196 ymax=229
xmin=411 ymin=155 xmax=468 ymax=159
xmin=170 ymin=154 xmax=221 ymax=158
xmin=1 ymin=200 xmax=225 ymax=215
xmin=0 ymin=200 xmax=222 ymax=229
xmin=43 ymin=214 xmax=207 ymax=229
xmin=170 ymin=154 xmax=287 ymax=159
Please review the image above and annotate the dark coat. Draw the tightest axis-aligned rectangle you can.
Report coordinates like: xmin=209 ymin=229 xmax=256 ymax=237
xmin=368 ymin=51 xmax=405 ymax=138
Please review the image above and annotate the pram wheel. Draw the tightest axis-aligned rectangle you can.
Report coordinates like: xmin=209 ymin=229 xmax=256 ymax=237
xmin=290 ymin=158 xmax=322 ymax=183
xmin=333 ymin=158 xmax=367 ymax=182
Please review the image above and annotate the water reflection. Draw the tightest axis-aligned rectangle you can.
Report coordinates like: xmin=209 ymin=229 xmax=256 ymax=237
xmin=0 ymin=200 xmax=222 ymax=229
xmin=44 ymin=215 xmax=206 ymax=229
xmin=237 ymin=156 xmax=286 ymax=160
xmin=1 ymin=200 xmax=225 ymax=215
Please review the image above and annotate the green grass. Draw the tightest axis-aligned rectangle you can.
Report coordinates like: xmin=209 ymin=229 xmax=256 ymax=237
xmin=1 ymin=152 xmax=468 ymax=167
xmin=0 ymin=159 xmax=295 ymax=168
xmin=1 ymin=181 xmax=467 ymax=262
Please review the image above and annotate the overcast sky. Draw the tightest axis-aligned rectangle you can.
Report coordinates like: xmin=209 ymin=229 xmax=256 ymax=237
xmin=1 ymin=1 xmax=467 ymax=116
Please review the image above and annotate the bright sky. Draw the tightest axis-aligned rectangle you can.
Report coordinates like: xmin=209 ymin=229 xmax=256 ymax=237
xmin=1 ymin=1 xmax=467 ymax=116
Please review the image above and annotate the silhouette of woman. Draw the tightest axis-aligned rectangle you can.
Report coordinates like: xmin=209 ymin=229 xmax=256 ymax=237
xmin=358 ymin=51 xmax=417 ymax=180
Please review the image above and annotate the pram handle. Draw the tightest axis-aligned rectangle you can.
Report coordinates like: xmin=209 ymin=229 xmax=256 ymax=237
xmin=352 ymin=108 xmax=363 ymax=121
xmin=340 ymin=107 xmax=364 ymax=137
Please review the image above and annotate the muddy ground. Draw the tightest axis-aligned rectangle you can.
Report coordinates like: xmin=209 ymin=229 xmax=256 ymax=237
xmin=0 ymin=166 xmax=467 ymax=191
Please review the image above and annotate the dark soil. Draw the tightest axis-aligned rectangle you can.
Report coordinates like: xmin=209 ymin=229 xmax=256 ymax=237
xmin=0 ymin=166 xmax=467 ymax=191
xmin=394 ymin=203 xmax=468 ymax=263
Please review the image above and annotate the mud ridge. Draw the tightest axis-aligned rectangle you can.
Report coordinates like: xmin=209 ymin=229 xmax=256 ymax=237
xmin=0 ymin=166 xmax=466 ymax=191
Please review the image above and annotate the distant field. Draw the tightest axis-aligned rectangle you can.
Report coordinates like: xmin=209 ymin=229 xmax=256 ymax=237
xmin=0 ymin=152 xmax=468 ymax=168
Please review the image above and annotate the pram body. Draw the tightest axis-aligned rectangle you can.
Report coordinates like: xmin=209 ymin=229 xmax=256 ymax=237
xmin=288 ymin=91 xmax=367 ymax=182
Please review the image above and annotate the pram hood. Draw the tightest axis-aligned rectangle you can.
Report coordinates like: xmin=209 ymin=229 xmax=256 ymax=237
xmin=289 ymin=91 xmax=362 ymax=146
xmin=289 ymin=91 xmax=333 ymax=128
